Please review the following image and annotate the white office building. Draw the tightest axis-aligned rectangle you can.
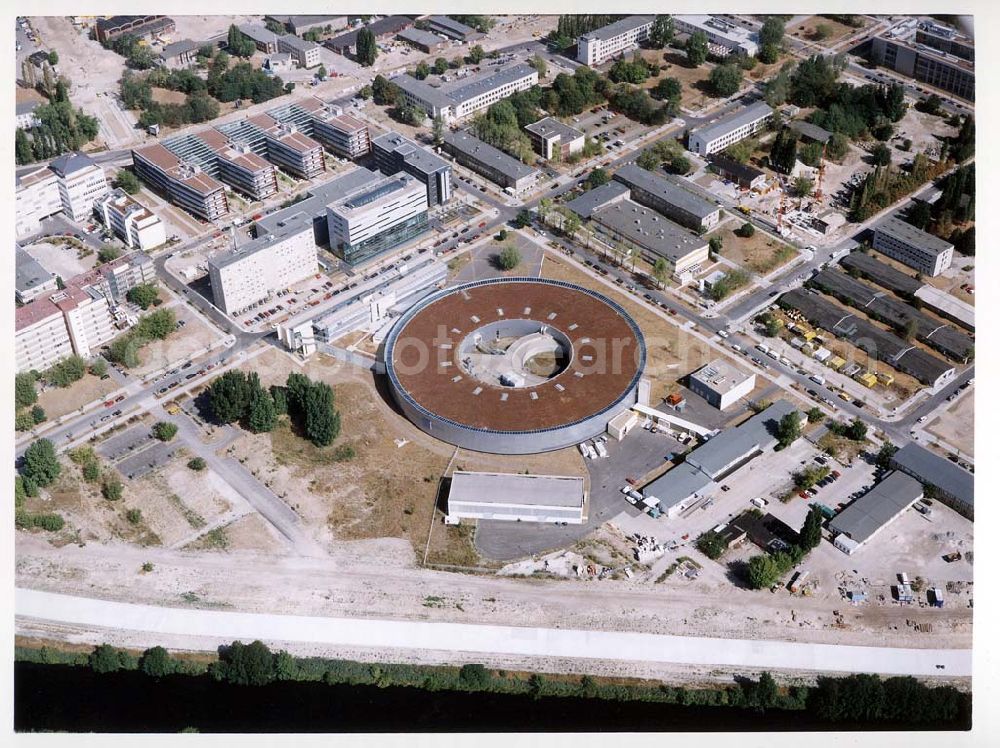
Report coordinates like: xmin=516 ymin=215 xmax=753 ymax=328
xmin=96 ymin=189 xmax=166 ymax=251
xmin=674 ymin=15 xmax=759 ymax=57
xmin=872 ymin=216 xmax=954 ymax=277
xmin=393 ymin=63 xmax=538 ymax=124
xmin=15 ymin=166 xmax=62 ymax=237
xmin=277 ymin=34 xmax=322 ymax=69
xmin=687 ymin=101 xmax=773 ymax=156
xmin=576 ymin=16 xmax=655 ymax=66
xmin=208 ymin=211 xmax=318 ymax=315
xmin=688 ymin=358 xmax=756 ymax=410
xmin=326 ymin=173 xmax=429 ymax=266
xmin=48 ymin=152 xmax=110 ymax=222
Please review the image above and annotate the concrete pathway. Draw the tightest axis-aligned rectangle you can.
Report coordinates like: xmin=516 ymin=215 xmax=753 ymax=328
xmin=15 ymin=588 xmax=970 ymax=678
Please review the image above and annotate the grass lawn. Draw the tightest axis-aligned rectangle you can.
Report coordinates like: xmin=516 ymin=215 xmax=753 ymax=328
xmin=709 ymin=220 xmax=797 ymax=275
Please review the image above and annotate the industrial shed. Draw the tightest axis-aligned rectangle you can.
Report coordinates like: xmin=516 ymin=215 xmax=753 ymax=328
xmin=810 ymin=268 xmax=974 ymax=362
xmin=839 ymin=251 xmax=923 ymax=297
xmin=829 ymin=471 xmax=924 ymax=550
xmin=891 ymin=443 xmax=974 ymax=517
xmin=447 ymin=471 xmax=586 ymax=524
xmin=779 ymin=289 xmax=955 ymax=387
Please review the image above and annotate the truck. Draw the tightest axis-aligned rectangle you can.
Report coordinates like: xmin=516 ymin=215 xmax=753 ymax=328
xmin=809 ymin=374 xmax=826 ymax=386
xmin=788 ymin=570 xmax=810 ymax=593
xmin=756 ymin=343 xmax=770 ymax=355
xmin=930 ymin=587 xmax=945 ymax=607
xmin=593 ymin=441 xmax=608 ymax=458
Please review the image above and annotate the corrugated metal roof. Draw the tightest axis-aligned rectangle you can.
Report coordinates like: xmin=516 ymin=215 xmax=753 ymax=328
xmin=829 ymin=471 xmax=923 ymax=543
xmin=449 ymin=471 xmax=585 ymax=508
xmin=891 ymin=443 xmax=974 ymax=508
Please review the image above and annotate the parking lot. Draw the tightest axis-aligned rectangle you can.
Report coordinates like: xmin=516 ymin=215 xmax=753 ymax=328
xmin=115 ymin=440 xmax=180 ymax=480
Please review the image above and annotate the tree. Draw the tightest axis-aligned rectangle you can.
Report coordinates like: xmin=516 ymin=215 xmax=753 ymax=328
xmin=799 ymin=141 xmax=824 ymax=168
xmin=102 ymin=476 xmax=124 ymax=501
xmin=750 ymin=672 xmax=779 ymax=710
xmin=825 ymin=132 xmax=849 ymax=161
xmin=15 ymin=372 xmax=37 ymax=409
xmin=903 ymin=317 xmax=918 ymax=342
xmin=708 ymin=236 xmax=723 ymax=256
xmin=651 ymin=77 xmax=682 ymax=108
xmin=227 ymin=25 xmax=256 ymax=58
xmin=140 ymin=646 xmax=175 ymax=677
xmin=906 ymin=201 xmax=932 ymax=230
xmin=187 ymin=457 xmax=207 ymax=471
xmin=152 ymin=421 xmax=178 ymax=441
xmin=776 ymin=411 xmax=802 ymax=449
xmin=736 ymin=222 xmax=756 ymax=238
xmin=459 ymin=663 xmax=490 ymax=689
xmin=875 ymin=442 xmax=898 ymax=470
xmin=747 ymin=554 xmax=781 ymax=589
xmin=126 ymin=283 xmax=159 ymax=310
xmin=432 ymin=57 xmax=449 ymax=75
xmin=48 ymin=50 xmax=59 ymax=65
xmin=769 ymin=127 xmax=799 ymax=174
xmin=807 ymin=406 xmax=824 ymax=423
xmin=513 ymin=209 xmax=532 ymax=228
xmin=800 ymin=506 xmax=823 ymax=550
xmin=685 ymin=31 xmax=709 ymax=67
xmin=31 ymin=405 xmax=46 ymax=424
xmin=414 ymin=61 xmax=430 ymax=80
xmin=709 ymin=64 xmax=743 ymax=98
xmin=356 ymin=28 xmax=377 ymax=67
xmin=113 ymin=169 xmax=140 ymax=194
xmin=871 ymin=143 xmax=892 ymax=166
xmin=846 ymin=417 xmax=868 ymax=441
xmin=432 ymin=114 xmax=445 ymax=145
xmin=667 ymin=154 xmax=691 ymax=174
xmin=213 ymin=640 xmax=276 ymax=686
xmin=697 ymin=531 xmax=726 ymax=560
xmin=15 ymin=129 xmax=34 ymax=165
xmin=304 ymin=382 xmax=340 ymax=447
xmin=586 ymin=168 xmax=609 ymax=189
xmin=497 ymin=244 xmax=521 ymax=271
xmin=790 ymin=176 xmax=814 ymax=198
xmin=759 ymin=17 xmax=786 ymax=50
xmin=16 ymin=411 xmax=35 ymax=432
xmin=316 ymin=64 xmax=327 ymax=79
xmin=468 ymin=45 xmax=485 ymax=64
xmin=371 ymin=75 xmax=399 ymax=106
xmin=813 ymin=23 xmax=832 ymax=41
xmin=652 ymin=258 xmax=669 ymax=289
xmin=759 ymin=43 xmax=781 ymax=65
xmin=649 ymin=15 xmax=675 ymax=48
xmin=89 ymin=644 xmax=129 ymax=674
xmin=529 ymin=54 xmax=547 ymax=79
xmin=21 ymin=439 xmax=61 ymax=487
xmin=208 ymin=370 xmax=251 ymax=424
xmin=98 ymin=245 xmax=122 ymax=264
xmin=45 ymin=355 xmax=87 ymax=387
xmin=247 ymin=391 xmax=277 ymax=433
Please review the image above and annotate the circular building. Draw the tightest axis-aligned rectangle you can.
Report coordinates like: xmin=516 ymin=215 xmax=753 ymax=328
xmin=384 ymin=278 xmax=646 ymax=454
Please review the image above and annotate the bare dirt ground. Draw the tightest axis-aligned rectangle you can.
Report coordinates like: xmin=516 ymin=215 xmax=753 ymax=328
xmin=169 ymin=15 xmax=260 ymax=42
xmin=128 ymin=303 xmax=224 ymax=379
xmin=709 ymin=216 xmax=797 ymax=275
xmin=639 ymin=50 xmax=714 ymax=111
xmin=926 ymin=389 xmax=975 ymax=457
xmin=36 ymin=374 xmax=119 ymax=422
xmin=788 ymin=16 xmax=864 ymax=46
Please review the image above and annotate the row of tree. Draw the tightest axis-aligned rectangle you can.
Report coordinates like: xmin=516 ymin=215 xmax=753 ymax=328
xmin=472 ymin=99 xmax=538 ymax=165
xmin=207 ymin=370 xmax=341 ymax=447
xmin=22 ymin=641 xmax=967 ymax=726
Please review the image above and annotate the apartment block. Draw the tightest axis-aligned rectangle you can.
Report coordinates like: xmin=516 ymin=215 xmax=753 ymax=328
xmin=371 ymin=131 xmax=453 ymax=206
xmin=576 ymin=16 xmax=654 ymax=67
xmin=132 ymin=143 xmax=229 ymax=221
xmin=15 ymin=166 xmax=62 ymax=237
xmin=524 ymin=117 xmax=585 ymax=161
xmin=687 ymin=101 xmax=773 ymax=156
xmin=208 ymin=212 xmax=318 ymax=315
xmin=441 ymin=130 xmax=540 ymax=193
xmin=613 ymin=163 xmax=720 ymax=232
xmin=326 ymin=173 xmax=429 ymax=266
xmin=290 ymin=98 xmax=372 ymax=158
xmin=47 ymin=152 xmax=110 ymax=223
xmin=393 ymin=63 xmax=538 ymax=124
xmin=277 ymin=34 xmax=322 ymax=69
xmin=15 ymin=299 xmax=75 ymax=373
xmin=872 ymin=216 xmax=954 ymax=277
xmin=247 ymin=114 xmax=326 ymax=179
xmin=96 ymin=189 xmax=167 ymax=251
xmin=193 ymin=128 xmax=279 ymax=201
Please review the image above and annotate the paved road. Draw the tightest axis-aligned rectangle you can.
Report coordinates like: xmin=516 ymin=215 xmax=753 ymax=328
xmin=15 ymin=588 xmax=971 ymax=677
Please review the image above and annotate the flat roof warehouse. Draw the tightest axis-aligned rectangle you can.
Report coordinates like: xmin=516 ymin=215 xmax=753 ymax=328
xmin=614 ymin=164 xmax=720 ymax=222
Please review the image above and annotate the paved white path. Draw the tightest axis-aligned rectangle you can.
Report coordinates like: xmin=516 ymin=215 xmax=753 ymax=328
xmin=16 ymin=589 xmax=971 ymax=677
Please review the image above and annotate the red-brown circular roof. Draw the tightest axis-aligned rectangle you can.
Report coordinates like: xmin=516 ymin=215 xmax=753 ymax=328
xmin=386 ymin=279 xmax=646 ymax=433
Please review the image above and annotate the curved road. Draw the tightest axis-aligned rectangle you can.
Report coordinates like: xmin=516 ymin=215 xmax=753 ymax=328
xmin=16 ymin=589 xmax=970 ymax=678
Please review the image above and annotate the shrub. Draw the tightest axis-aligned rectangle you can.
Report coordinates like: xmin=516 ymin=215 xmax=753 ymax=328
xmin=126 ymin=508 xmax=142 ymax=524
xmin=736 ymin=222 xmax=756 ymax=238
xmin=696 ymin=531 xmax=727 ymax=560
xmin=102 ymin=476 xmax=124 ymax=501
xmin=152 ymin=422 xmax=178 ymax=441
xmin=187 ymin=457 xmax=207 ymax=471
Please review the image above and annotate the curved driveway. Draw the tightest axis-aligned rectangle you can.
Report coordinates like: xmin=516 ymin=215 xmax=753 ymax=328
xmin=16 ymin=589 xmax=970 ymax=678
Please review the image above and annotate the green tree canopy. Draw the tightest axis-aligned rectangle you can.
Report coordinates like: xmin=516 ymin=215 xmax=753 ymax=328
xmin=21 ymin=439 xmax=61 ymax=487
xmin=685 ymin=31 xmax=709 ymax=66
xmin=15 ymin=372 xmax=37 ymax=409
xmin=709 ymin=64 xmax=743 ymax=97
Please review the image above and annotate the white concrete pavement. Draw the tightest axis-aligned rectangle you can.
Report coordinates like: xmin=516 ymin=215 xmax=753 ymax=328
xmin=16 ymin=588 xmax=971 ymax=678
